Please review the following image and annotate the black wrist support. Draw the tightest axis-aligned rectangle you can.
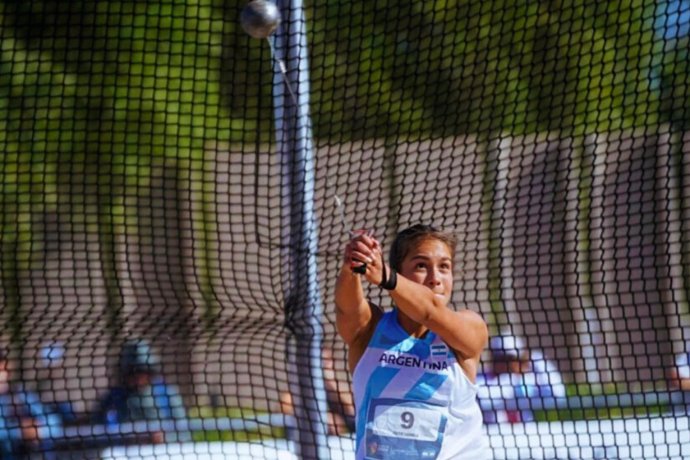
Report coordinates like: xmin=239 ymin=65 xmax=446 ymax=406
xmin=378 ymin=254 xmax=398 ymax=290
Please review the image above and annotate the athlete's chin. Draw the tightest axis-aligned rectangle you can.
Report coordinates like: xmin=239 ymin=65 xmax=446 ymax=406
xmin=435 ymin=293 xmax=449 ymax=303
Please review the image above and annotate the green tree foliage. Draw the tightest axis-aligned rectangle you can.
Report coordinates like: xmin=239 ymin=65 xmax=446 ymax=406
xmin=658 ymin=36 xmax=690 ymax=130
xmin=307 ymin=0 xmax=661 ymax=139
xmin=0 ymin=0 xmax=670 ymax=190
xmin=0 ymin=0 xmax=234 ymax=337
xmin=3 ymin=0 xmax=232 ymax=162
xmin=0 ymin=0 xmax=676 ymax=338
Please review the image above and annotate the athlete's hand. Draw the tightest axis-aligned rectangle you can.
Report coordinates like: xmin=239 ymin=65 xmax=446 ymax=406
xmin=361 ymin=242 xmax=388 ymax=287
xmin=343 ymin=231 xmax=391 ymax=286
xmin=343 ymin=230 xmax=379 ymax=274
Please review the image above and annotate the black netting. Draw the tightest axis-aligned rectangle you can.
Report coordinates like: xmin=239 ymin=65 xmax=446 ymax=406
xmin=0 ymin=0 xmax=689 ymax=459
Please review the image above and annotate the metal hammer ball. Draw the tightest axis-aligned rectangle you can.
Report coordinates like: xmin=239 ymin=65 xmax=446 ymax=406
xmin=240 ymin=0 xmax=281 ymax=39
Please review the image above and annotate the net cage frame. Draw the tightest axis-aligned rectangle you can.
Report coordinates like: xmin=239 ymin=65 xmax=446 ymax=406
xmin=0 ymin=1 xmax=689 ymax=459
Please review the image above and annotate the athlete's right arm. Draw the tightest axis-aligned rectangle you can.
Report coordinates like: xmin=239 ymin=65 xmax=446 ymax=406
xmin=335 ymin=264 xmax=369 ymax=344
xmin=335 ymin=233 xmax=381 ymax=370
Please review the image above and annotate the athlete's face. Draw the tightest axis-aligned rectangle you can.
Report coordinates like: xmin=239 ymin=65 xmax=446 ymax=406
xmin=399 ymin=238 xmax=454 ymax=305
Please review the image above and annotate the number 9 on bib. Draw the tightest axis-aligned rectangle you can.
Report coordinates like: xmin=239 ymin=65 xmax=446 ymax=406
xmin=364 ymin=398 xmax=447 ymax=460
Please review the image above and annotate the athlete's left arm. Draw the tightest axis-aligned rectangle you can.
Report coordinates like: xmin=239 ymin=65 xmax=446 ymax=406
xmin=389 ymin=276 xmax=488 ymax=360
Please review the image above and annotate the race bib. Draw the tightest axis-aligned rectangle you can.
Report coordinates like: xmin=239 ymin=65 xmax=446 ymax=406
xmin=364 ymin=399 xmax=446 ymax=460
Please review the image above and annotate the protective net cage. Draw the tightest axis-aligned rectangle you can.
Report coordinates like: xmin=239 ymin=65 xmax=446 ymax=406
xmin=0 ymin=0 xmax=689 ymax=459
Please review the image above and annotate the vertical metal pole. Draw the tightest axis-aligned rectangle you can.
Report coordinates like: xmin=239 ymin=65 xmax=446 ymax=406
xmin=270 ymin=1 xmax=330 ymax=458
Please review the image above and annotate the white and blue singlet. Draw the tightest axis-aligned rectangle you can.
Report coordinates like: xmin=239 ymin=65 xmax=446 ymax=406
xmin=352 ymin=310 xmax=490 ymax=460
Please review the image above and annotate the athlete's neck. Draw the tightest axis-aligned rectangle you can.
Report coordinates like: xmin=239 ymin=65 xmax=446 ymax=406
xmin=396 ymin=309 xmax=429 ymax=338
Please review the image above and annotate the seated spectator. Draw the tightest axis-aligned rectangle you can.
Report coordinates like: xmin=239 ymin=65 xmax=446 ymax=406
xmin=37 ymin=341 xmax=78 ymax=424
xmin=0 ymin=348 xmax=63 ymax=459
xmin=93 ymin=339 xmax=186 ymax=427
xmin=280 ymin=347 xmax=355 ymax=436
xmin=478 ymin=333 xmax=567 ymax=424
xmin=476 ymin=334 xmax=527 ymax=424
xmin=668 ymin=347 xmax=690 ymax=391
xmin=522 ymin=349 xmax=567 ymax=400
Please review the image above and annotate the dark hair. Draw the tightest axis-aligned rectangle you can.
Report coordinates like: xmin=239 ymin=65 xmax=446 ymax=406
xmin=389 ymin=224 xmax=457 ymax=272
